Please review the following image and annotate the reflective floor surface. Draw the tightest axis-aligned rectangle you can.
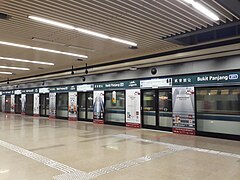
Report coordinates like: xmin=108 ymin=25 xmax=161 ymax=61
xmin=0 ymin=113 xmax=239 ymax=180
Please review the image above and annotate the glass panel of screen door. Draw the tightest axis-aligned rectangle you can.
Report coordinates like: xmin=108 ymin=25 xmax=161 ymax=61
xmin=105 ymin=91 xmax=125 ymax=123
xmin=143 ymin=90 xmax=156 ymax=126
xmin=56 ymin=93 xmax=68 ymax=118
xmin=26 ymin=94 xmax=33 ymax=115
xmin=15 ymin=95 xmax=21 ymax=114
xmin=158 ymin=90 xmax=173 ymax=128
xmin=5 ymin=95 xmax=11 ymax=113
xmin=40 ymin=94 xmax=46 ymax=115
xmin=46 ymin=94 xmax=49 ymax=116
xmin=78 ymin=93 xmax=86 ymax=119
xmin=87 ymin=92 xmax=93 ymax=120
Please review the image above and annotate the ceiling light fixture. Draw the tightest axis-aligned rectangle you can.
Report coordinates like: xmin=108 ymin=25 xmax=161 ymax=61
xmin=181 ymin=0 xmax=219 ymax=21
xmin=0 ymin=41 xmax=88 ymax=58
xmin=0 ymin=56 xmax=54 ymax=66
xmin=28 ymin=16 xmax=137 ymax=47
xmin=32 ymin=37 xmax=66 ymax=46
xmin=0 ymin=65 xmax=29 ymax=71
xmin=0 ymin=71 xmax=13 ymax=75
xmin=32 ymin=38 xmax=95 ymax=52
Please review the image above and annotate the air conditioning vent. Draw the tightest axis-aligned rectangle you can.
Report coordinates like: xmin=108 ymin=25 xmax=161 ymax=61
xmin=163 ymin=21 xmax=240 ymax=46
xmin=0 ymin=13 xmax=11 ymax=19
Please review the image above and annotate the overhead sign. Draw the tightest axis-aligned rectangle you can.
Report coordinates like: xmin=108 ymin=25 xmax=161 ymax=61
xmin=22 ymin=88 xmax=39 ymax=94
xmin=49 ymin=85 xmax=76 ymax=92
xmin=94 ymin=80 xmax=140 ymax=90
xmin=140 ymin=78 xmax=172 ymax=88
xmin=2 ymin=90 xmax=14 ymax=95
xmin=173 ymin=71 xmax=240 ymax=85
xmin=77 ymin=84 xmax=94 ymax=92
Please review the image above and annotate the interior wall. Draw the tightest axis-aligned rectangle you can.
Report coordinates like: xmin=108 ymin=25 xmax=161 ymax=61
xmin=1 ymin=55 xmax=240 ymax=90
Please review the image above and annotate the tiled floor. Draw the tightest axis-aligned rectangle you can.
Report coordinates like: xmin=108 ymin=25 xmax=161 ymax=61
xmin=0 ymin=113 xmax=239 ymax=180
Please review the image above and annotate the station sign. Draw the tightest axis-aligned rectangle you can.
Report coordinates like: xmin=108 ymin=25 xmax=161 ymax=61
xmin=94 ymin=80 xmax=140 ymax=90
xmin=21 ymin=88 xmax=39 ymax=94
xmin=173 ymin=71 xmax=240 ymax=85
xmin=2 ymin=90 xmax=14 ymax=95
xmin=49 ymin=85 xmax=76 ymax=92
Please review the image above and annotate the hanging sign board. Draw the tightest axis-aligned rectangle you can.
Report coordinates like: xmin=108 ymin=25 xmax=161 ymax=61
xmin=172 ymin=87 xmax=195 ymax=135
xmin=126 ymin=89 xmax=141 ymax=128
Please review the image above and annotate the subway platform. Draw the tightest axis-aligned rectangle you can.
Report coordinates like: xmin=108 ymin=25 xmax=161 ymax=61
xmin=0 ymin=113 xmax=239 ymax=180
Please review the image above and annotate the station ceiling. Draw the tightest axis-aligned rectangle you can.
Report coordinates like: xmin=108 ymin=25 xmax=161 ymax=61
xmin=0 ymin=0 xmax=240 ymax=83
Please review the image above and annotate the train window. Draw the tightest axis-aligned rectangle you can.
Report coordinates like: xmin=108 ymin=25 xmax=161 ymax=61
xmin=197 ymin=87 xmax=240 ymax=136
xmin=196 ymin=87 xmax=240 ymax=115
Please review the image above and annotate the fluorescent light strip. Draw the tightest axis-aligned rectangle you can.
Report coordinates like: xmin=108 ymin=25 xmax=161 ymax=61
xmin=32 ymin=38 xmax=95 ymax=52
xmin=181 ymin=0 xmax=219 ymax=21
xmin=28 ymin=16 xmax=137 ymax=47
xmin=0 ymin=65 xmax=29 ymax=71
xmin=0 ymin=57 xmax=54 ymax=66
xmin=0 ymin=41 xmax=88 ymax=58
xmin=0 ymin=72 xmax=13 ymax=75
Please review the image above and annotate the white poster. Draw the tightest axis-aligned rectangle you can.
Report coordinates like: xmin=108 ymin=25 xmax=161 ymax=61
xmin=33 ymin=93 xmax=40 ymax=116
xmin=10 ymin=95 xmax=15 ymax=113
xmin=172 ymin=87 xmax=195 ymax=135
xmin=93 ymin=91 xmax=104 ymax=123
xmin=68 ymin=92 xmax=77 ymax=120
xmin=140 ymin=78 xmax=172 ymax=88
xmin=14 ymin=90 xmax=22 ymax=95
xmin=2 ymin=95 xmax=5 ymax=112
xmin=49 ymin=93 xmax=56 ymax=118
xmin=39 ymin=88 xmax=49 ymax=94
xmin=21 ymin=94 xmax=26 ymax=114
xmin=126 ymin=89 xmax=141 ymax=128
xmin=77 ymin=84 xmax=94 ymax=92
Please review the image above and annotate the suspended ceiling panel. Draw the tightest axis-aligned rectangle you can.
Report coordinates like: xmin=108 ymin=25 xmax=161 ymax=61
xmin=0 ymin=0 xmax=239 ymax=81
